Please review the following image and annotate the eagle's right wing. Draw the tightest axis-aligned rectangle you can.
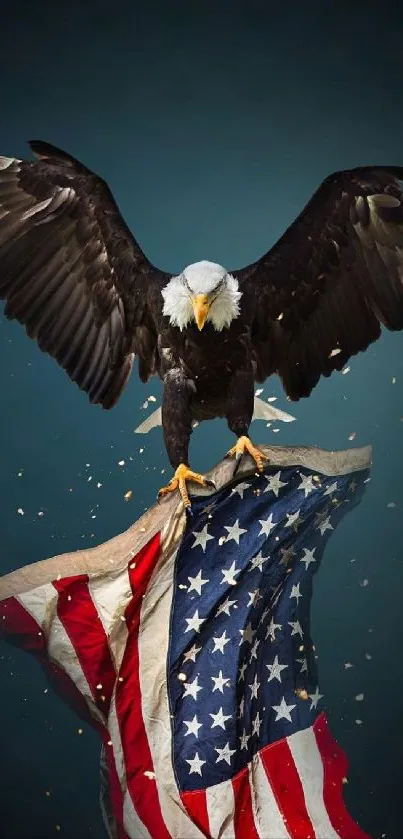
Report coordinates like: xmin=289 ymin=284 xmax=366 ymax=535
xmin=0 ymin=140 xmax=170 ymax=408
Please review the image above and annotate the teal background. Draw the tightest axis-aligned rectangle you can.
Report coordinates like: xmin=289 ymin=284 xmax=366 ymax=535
xmin=0 ymin=2 xmax=402 ymax=836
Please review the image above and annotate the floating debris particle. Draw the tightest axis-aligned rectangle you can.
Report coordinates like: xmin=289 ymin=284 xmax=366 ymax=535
xmin=360 ymin=579 xmax=369 ymax=588
xmin=118 ymin=460 xmax=125 ymax=467
xmin=341 ymin=366 xmax=351 ymax=375
xmin=267 ymin=396 xmax=277 ymax=403
xmin=348 ymin=432 xmax=356 ymax=441
xmin=295 ymin=688 xmax=309 ymax=700
xmin=344 ymin=662 xmax=354 ymax=669
xmin=355 ymin=693 xmax=364 ymax=701
xmin=329 ymin=347 xmax=341 ymax=357
xmin=355 ymin=719 xmax=363 ymax=725
xmin=148 ymin=395 xmax=156 ymax=403
xmin=124 ymin=490 xmax=133 ymax=502
xmin=387 ymin=502 xmax=396 ymax=508
xmin=17 ymin=508 xmax=24 ymax=516
xmin=255 ymin=388 xmax=263 ymax=396
xmin=391 ymin=376 xmax=396 ymax=384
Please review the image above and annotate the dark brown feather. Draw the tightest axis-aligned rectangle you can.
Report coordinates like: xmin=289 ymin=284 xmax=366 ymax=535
xmin=0 ymin=142 xmax=170 ymax=408
xmin=234 ymin=167 xmax=403 ymax=398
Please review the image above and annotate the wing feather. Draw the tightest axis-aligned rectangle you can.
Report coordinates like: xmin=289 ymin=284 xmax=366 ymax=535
xmin=235 ymin=167 xmax=403 ymax=398
xmin=0 ymin=141 xmax=169 ymax=408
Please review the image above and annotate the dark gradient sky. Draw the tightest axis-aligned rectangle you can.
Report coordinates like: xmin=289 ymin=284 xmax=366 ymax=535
xmin=1 ymin=2 xmax=403 ymax=837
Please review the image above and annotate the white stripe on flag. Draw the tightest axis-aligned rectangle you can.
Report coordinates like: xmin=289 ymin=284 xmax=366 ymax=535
xmin=206 ymin=779 xmax=235 ymax=838
xmin=249 ymin=752 xmax=292 ymax=839
xmin=88 ymin=568 xmax=132 ymax=672
xmin=138 ymin=517 xmax=206 ymax=839
xmin=288 ymin=725 xmax=340 ymax=839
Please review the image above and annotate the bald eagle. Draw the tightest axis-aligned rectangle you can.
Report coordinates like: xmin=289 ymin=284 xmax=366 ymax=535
xmin=1 ymin=141 xmax=403 ymax=508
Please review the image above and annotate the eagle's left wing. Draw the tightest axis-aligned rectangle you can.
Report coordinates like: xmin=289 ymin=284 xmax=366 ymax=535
xmin=0 ymin=140 xmax=171 ymax=409
xmin=233 ymin=166 xmax=403 ymax=399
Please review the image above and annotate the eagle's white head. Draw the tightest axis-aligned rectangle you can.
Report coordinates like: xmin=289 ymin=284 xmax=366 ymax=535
xmin=161 ymin=260 xmax=242 ymax=331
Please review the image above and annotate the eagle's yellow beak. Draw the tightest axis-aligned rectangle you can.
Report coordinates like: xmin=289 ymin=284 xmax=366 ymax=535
xmin=192 ymin=294 xmax=210 ymax=330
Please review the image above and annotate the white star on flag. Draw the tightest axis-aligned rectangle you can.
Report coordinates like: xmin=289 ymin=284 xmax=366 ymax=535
xmin=324 ymin=481 xmax=338 ymax=496
xmin=264 ymin=471 xmax=287 ymax=497
xmin=297 ymin=657 xmax=308 ymax=673
xmin=186 ymin=752 xmax=206 ymax=775
xmin=248 ymin=674 xmax=260 ymax=699
xmin=300 ymin=547 xmax=316 ymax=569
xmin=210 ymin=707 xmax=232 ymax=730
xmin=183 ymin=676 xmax=203 ymax=700
xmin=183 ymin=715 xmax=203 ymax=738
xmin=185 ymin=610 xmax=205 ymax=634
xmin=239 ymin=622 xmax=255 ymax=645
xmin=266 ymin=654 xmax=288 ymax=683
xmin=191 ymin=524 xmax=214 ymax=552
xmin=249 ymin=638 xmax=260 ymax=661
xmin=309 ymin=686 xmax=324 ymax=710
xmin=182 ymin=643 xmax=202 ymax=663
xmin=249 ymin=551 xmax=268 ymax=572
xmin=215 ymin=742 xmax=236 ymax=765
xmin=187 ymin=569 xmax=209 ymax=595
xmin=247 ymin=588 xmax=262 ymax=607
xmin=211 ymin=671 xmax=231 ymax=693
xmin=272 ymin=696 xmax=296 ymax=722
xmin=216 ymin=597 xmax=237 ymax=616
xmin=221 ymin=560 xmax=241 ymax=586
xmin=318 ymin=516 xmax=333 ymax=536
xmin=285 ymin=509 xmax=302 ymax=529
xmin=238 ymin=662 xmax=247 ymax=682
xmin=252 ymin=711 xmax=262 ymax=736
xmin=258 ymin=513 xmax=276 ymax=537
xmin=266 ymin=618 xmax=282 ymax=641
xmin=297 ymin=473 xmax=317 ymax=497
xmin=223 ymin=518 xmax=247 ymax=545
xmin=212 ymin=630 xmax=231 ymax=654
xmin=239 ymin=729 xmax=250 ymax=750
xmin=231 ymin=481 xmax=250 ymax=498
xmin=290 ymin=583 xmax=302 ymax=604
xmin=288 ymin=620 xmax=303 ymax=637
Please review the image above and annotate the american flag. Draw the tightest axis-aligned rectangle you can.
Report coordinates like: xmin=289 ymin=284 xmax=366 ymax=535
xmin=0 ymin=446 xmax=372 ymax=839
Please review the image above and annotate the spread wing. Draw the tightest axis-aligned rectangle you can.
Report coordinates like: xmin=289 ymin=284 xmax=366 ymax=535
xmin=0 ymin=140 xmax=170 ymax=408
xmin=234 ymin=166 xmax=403 ymax=399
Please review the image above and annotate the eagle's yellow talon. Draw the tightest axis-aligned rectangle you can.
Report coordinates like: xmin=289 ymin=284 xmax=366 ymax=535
xmin=226 ymin=435 xmax=268 ymax=474
xmin=158 ymin=463 xmax=213 ymax=509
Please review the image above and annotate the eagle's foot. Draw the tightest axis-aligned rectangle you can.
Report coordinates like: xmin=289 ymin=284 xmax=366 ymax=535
xmin=226 ymin=435 xmax=268 ymax=476
xmin=157 ymin=463 xmax=216 ymax=510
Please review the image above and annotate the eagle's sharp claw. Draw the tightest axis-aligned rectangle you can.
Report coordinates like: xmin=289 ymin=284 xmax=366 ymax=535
xmin=226 ymin=435 xmax=269 ymax=476
xmin=158 ymin=463 xmax=216 ymax=510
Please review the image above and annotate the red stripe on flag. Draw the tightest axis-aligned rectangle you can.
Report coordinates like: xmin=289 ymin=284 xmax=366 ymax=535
xmin=116 ymin=531 xmax=172 ymax=839
xmin=0 ymin=596 xmax=130 ymax=839
xmin=232 ymin=766 xmax=260 ymax=839
xmin=180 ymin=790 xmax=210 ymax=838
xmin=53 ymin=574 xmax=116 ymax=716
xmin=314 ymin=714 xmax=371 ymax=839
xmin=261 ymin=737 xmax=316 ymax=839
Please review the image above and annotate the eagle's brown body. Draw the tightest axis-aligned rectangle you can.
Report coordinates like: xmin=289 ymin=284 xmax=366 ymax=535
xmin=1 ymin=140 xmax=403 ymax=480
